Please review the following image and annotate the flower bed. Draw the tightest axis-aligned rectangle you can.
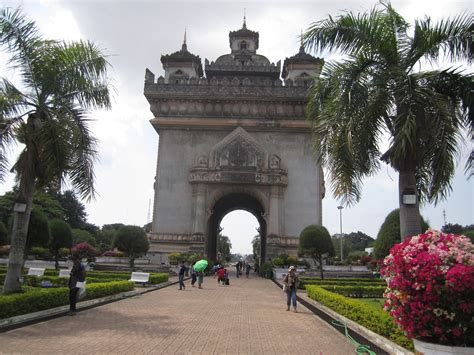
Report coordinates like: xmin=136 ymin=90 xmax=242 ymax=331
xmin=306 ymin=285 xmax=412 ymax=350
xmin=0 ymin=281 xmax=134 ymax=319
xmin=381 ymin=230 xmax=473 ymax=346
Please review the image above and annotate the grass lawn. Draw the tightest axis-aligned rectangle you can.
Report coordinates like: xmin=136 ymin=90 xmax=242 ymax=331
xmin=357 ymin=298 xmax=385 ymax=311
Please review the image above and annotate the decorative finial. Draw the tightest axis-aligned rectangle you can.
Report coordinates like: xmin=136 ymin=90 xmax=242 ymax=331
xmin=299 ymin=29 xmax=305 ymax=54
xmin=243 ymin=8 xmax=247 ymax=29
xmin=181 ymin=27 xmax=188 ymax=52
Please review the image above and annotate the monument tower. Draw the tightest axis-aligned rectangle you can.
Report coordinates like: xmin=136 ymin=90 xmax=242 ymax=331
xmin=144 ymin=20 xmax=324 ymax=263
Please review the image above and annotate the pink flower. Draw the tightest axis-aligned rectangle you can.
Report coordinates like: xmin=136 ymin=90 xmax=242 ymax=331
xmin=381 ymin=231 xmax=474 ymax=346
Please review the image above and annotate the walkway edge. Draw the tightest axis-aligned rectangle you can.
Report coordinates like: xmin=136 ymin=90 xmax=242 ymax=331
xmin=272 ymin=279 xmax=413 ymax=355
xmin=0 ymin=278 xmax=182 ymax=333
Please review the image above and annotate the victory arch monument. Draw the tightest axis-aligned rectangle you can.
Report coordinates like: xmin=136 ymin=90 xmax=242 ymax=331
xmin=144 ymin=19 xmax=325 ymax=263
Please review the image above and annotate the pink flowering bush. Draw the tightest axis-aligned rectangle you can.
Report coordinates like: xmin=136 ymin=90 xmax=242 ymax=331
xmin=381 ymin=230 xmax=474 ymax=346
xmin=71 ymin=242 xmax=97 ymax=259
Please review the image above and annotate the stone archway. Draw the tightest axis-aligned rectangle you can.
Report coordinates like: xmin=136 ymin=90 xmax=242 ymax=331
xmin=206 ymin=193 xmax=267 ymax=262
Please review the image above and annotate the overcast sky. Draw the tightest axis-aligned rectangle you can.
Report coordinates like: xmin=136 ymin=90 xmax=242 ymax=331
xmin=0 ymin=0 xmax=472 ymax=255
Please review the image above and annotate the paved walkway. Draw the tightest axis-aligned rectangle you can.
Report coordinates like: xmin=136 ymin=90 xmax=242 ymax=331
xmin=0 ymin=272 xmax=355 ymax=354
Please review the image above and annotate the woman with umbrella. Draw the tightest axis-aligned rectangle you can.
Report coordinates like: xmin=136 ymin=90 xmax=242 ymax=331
xmin=194 ymin=259 xmax=208 ymax=289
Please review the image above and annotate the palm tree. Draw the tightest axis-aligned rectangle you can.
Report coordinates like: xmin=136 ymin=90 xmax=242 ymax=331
xmin=304 ymin=1 xmax=472 ymax=240
xmin=0 ymin=8 xmax=112 ymax=293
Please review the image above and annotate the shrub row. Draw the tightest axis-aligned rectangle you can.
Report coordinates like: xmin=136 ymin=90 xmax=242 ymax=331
xmin=300 ymin=277 xmax=385 ymax=284
xmin=28 ymin=269 xmax=169 ymax=284
xmin=0 ymin=281 xmax=134 ymax=319
xmin=305 ymin=285 xmax=412 ymax=350
xmin=319 ymin=285 xmax=386 ymax=298
xmin=299 ymin=278 xmax=385 ymax=289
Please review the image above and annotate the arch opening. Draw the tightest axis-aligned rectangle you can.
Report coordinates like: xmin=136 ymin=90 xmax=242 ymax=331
xmin=220 ymin=210 xmax=259 ymax=261
xmin=207 ymin=193 xmax=266 ymax=264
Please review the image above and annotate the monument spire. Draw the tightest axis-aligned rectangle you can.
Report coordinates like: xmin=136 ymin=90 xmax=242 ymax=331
xmin=182 ymin=27 xmax=187 ymax=52
xmin=243 ymin=8 xmax=247 ymax=29
xmin=299 ymin=29 xmax=305 ymax=53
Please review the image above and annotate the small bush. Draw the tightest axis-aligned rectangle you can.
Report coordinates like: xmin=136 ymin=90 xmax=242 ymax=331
xmin=306 ymin=285 xmax=412 ymax=350
xmin=260 ymin=261 xmax=273 ymax=278
xmin=271 ymin=256 xmax=285 ymax=267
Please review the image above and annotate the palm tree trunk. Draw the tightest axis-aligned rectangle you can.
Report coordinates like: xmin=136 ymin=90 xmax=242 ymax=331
xmin=3 ymin=177 xmax=35 ymax=294
xmin=398 ymin=168 xmax=422 ymax=240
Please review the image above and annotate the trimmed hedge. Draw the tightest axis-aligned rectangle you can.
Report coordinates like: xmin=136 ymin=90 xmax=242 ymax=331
xmin=300 ymin=277 xmax=385 ymax=283
xmin=319 ymin=285 xmax=386 ymax=298
xmin=306 ymin=285 xmax=413 ymax=350
xmin=299 ymin=278 xmax=385 ymax=289
xmin=0 ymin=281 xmax=134 ymax=319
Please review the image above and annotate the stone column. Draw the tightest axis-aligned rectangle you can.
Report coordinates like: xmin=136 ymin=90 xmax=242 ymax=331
xmin=268 ymin=186 xmax=280 ymax=235
xmin=193 ymin=184 xmax=206 ymax=235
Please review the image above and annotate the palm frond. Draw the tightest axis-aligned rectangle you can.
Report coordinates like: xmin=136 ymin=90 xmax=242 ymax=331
xmin=407 ymin=13 xmax=473 ymax=69
xmin=49 ymin=104 xmax=98 ymax=200
xmin=304 ymin=5 xmax=386 ymax=56
xmin=307 ymin=57 xmax=388 ymax=204
xmin=44 ymin=40 xmax=112 ymax=110
xmin=0 ymin=7 xmax=44 ymax=98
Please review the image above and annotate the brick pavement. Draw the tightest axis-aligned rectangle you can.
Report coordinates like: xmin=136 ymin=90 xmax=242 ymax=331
xmin=0 ymin=271 xmax=355 ymax=354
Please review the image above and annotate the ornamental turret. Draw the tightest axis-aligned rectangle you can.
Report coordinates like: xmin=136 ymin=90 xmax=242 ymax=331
xmin=159 ymin=29 xmax=203 ymax=84
xmin=205 ymin=16 xmax=280 ymax=85
xmin=282 ymin=33 xmax=324 ymax=87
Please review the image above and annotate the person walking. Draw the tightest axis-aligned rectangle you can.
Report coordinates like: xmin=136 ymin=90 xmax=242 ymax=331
xmin=235 ymin=261 xmax=240 ymax=278
xmin=190 ymin=262 xmax=197 ymax=287
xmin=197 ymin=270 xmax=204 ymax=289
xmin=178 ymin=262 xmax=186 ymax=290
xmin=283 ymin=266 xmax=299 ymax=312
xmin=245 ymin=263 xmax=251 ymax=278
xmin=68 ymin=253 xmax=86 ymax=316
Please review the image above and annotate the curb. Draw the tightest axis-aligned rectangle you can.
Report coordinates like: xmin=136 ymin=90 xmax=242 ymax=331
xmin=0 ymin=278 xmax=185 ymax=333
xmin=272 ymin=278 xmax=413 ymax=355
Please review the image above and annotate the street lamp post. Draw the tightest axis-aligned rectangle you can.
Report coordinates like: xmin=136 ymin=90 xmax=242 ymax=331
xmin=337 ymin=206 xmax=344 ymax=262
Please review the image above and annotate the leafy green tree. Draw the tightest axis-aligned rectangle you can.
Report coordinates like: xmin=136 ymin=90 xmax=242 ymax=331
xmin=252 ymin=234 xmax=260 ymax=266
xmin=305 ymin=2 xmax=472 ymax=241
xmin=217 ymin=234 xmax=232 ymax=262
xmin=441 ymin=223 xmax=464 ymax=234
xmin=114 ymin=225 xmax=149 ymax=270
xmin=49 ymin=219 xmax=72 ymax=269
xmin=143 ymin=222 xmax=152 ymax=233
xmin=0 ymin=221 xmax=7 ymax=245
xmin=56 ymin=190 xmax=87 ymax=229
xmin=0 ymin=8 xmax=112 ymax=293
xmin=0 ymin=191 xmax=14 ymax=227
xmin=299 ymin=225 xmax=335 ymax=279
xmin=95 ymin=228 xmax=115 ymax=253
xmin=25 ymin=209 xmax=50 ymax=255
xmin=374 ymin=209 xmax=429 ymax=259
xmin=72 ymin=228 xmax=96 ymax=247
xmin=32 ymin=192 xmax=64 ymax=220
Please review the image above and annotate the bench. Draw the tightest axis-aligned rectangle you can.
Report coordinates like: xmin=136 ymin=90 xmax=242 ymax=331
xmin=129 ymin=272 xmax=150 ymax=286
xmin=58 ymin=269 xmax=70 ymax=277
xmin=27 ymin=268 xmax=45 ymax=277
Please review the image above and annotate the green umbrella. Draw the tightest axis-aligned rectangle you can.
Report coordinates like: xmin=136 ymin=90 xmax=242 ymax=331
xmin=194 ymin=259 xmax=208 ymax=272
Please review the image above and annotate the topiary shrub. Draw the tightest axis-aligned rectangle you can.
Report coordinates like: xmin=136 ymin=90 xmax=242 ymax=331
xmin=271 ymin=256 xmax=285 ymax=267
xmin=299 ymin=225 xmax=335 ymax=279
xmin=373 ymin=209 xmax=429 ymax=260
